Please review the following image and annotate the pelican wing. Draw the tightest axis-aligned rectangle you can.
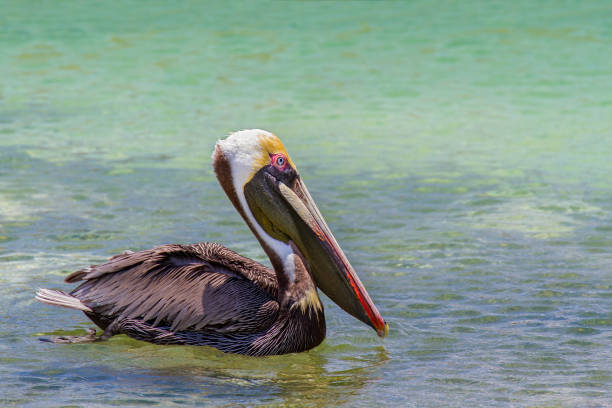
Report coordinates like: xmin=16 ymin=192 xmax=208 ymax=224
xmin=67 ymin=243 xmax=279 ymax=333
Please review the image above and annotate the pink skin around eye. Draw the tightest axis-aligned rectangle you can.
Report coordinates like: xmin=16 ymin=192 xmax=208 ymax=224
xmin=269 ymin=153 xmax=289 ymax=170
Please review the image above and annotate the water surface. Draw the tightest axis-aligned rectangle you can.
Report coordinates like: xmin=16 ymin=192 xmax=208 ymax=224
xmin=1 ymin=1 xmax=611 ymax=407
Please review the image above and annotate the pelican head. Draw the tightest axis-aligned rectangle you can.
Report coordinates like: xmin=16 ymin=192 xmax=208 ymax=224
xmin=212 ymin=129 xmax=387 ymax=337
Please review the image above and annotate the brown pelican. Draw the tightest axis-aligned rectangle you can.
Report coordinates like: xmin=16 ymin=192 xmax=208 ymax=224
xmin=36 ymin=129 xmax=387 ymax=356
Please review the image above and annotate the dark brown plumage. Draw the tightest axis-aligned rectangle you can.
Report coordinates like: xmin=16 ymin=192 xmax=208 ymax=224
xmin=42 ymin=242 xmax=325 ymax=356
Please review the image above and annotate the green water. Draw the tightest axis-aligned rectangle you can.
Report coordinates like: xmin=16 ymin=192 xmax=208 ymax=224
xmin=1 ymin=1 xmax=611 ymax=406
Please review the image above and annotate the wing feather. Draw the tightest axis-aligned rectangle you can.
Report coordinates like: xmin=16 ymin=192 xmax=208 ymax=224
xmin=69 ymin=243 xmax=279 ymax=334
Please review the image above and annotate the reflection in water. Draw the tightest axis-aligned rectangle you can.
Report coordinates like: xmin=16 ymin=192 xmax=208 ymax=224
xmin=5 ymin=329 xmax=389 ymax=406
xmin=270 ymin=347 xmax=389 ymax=407
xmin=60 ymin=336 xmax=391 ymax=406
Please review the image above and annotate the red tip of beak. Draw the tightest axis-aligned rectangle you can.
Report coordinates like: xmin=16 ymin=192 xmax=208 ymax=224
xmin=376 ymin=321 xmax=389 ymax=338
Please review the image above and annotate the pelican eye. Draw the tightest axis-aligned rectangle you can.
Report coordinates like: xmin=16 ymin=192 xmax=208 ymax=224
xmin=270 ymin=153 xmax=289 ymax=170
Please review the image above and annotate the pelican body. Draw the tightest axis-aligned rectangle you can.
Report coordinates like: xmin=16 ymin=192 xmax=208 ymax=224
xmin=36 ymin=129 xmax=387 ymax=356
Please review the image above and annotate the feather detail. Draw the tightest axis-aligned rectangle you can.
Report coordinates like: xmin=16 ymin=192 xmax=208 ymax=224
xmin=36 ymin=288 xmax=93 ymax=312
xmin=65 ymin=243 xmax=279 ymax=334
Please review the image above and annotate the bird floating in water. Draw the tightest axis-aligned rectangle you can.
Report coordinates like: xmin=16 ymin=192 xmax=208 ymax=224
xmin=36 ymin=129 xmax=388 ymax=356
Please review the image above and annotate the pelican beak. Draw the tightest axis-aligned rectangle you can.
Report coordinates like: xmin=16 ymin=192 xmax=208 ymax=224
xmin=244 ymin=168 xmax=388 ymax=337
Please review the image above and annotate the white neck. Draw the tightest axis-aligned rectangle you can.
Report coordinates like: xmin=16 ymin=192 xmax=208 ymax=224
xmin=214 ymin=129 xmax=296 ymax=282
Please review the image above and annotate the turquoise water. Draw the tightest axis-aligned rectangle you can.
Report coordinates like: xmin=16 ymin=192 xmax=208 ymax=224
xmin=1 ymin=1 xmax=611 ymax=406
